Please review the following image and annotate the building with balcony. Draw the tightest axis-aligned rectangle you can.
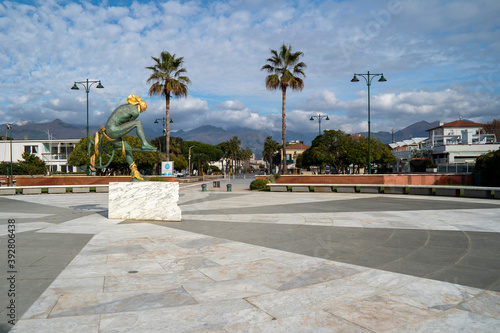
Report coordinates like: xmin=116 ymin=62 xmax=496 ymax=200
xmin=389 ymin=120 xmax=499 ymax=172
xmin=0 ymin=139 xmax=81 ymax=173
xmin=425 ymin=120 xmax=499 ymax=164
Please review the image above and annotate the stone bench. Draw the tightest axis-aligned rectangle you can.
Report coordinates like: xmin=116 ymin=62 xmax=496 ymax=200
xmin=336 ymin=186 xmax=356 ymax=193
xmin=268 ymin=183 xmax=499 ymax=200
xmin=291 ymin=185 xmax=310 ymax=192
xmin=22 ymin=187 xmax=42 ymax=195
xmin=359 ymin=186 xmax=380 ymax=194
xmin=0 ymin=188 xmax=16 ymax=195
xmin=48 ymin=187 xmax=67 ymax=194
xmin=463 ymin=188 xmax=493 ymax=199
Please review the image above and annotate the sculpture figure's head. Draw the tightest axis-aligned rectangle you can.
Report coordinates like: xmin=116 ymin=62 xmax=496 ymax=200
xmin=126 ymin=94 xmax=147 ymax=113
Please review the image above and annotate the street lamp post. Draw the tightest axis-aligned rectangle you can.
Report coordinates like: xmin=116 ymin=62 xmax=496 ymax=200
xmin=188 ymin=145 xmax=194 ymax=177
xmin=309 ymin=113 xmax=330 ymax=135
xmin=351 ymin=71 xmax=387 ymax=174
xmin=154 ymin=117 xmax=173 ymax=154
xmin=5 ymin=124 xmax=12 ymax=186
xmin=71 ymin=79 xmax=104 ymax=176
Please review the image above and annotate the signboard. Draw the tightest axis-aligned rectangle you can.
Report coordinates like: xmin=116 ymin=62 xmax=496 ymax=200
xmin=161 ymin=161 xmax=174 ymax=176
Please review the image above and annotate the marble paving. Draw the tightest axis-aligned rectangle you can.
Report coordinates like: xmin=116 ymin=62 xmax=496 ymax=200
xmin=6 ymin=186 xmax=500 ymax=332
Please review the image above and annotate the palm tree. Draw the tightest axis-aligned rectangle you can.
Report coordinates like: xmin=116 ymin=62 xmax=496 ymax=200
xmin=261 ymin=43 xmax=306 ymax=174
xmin=146 ymin=51 xmax=191 ymax=161
xmin=262 ymin=136 xmax=279 ymax=174
xmin=226 ymin=136 xmax=241 ymax=174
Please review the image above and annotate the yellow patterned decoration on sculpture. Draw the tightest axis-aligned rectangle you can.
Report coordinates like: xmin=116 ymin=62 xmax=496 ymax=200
xmin=129 ymin=161 xmax=144 ymax=180
xmin=126 ymin=94 xmax=147 ymax=113
xmin=90 ymin=131 xmax=100 ymax=167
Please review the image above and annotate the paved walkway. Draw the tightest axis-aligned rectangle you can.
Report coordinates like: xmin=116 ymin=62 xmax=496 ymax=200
xmin=1 ymin=179 xmax=499 ymax=332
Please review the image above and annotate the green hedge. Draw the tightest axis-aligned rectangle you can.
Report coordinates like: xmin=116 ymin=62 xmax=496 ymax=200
xmin=249 ymin=179 xmax=270 ymax=191
xmin=475 ymin=150 xmax=500 ymax=187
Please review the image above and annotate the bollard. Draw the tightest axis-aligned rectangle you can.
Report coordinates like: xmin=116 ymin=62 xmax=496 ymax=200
xmin=226 ymin=184 xmax=232 ymax=192
xmin=201 ymin=184 xmax=207 ymax=192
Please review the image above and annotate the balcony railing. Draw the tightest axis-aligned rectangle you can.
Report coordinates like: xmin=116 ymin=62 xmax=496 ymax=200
xmin=41 ymin=153 xmax=69 ymax=161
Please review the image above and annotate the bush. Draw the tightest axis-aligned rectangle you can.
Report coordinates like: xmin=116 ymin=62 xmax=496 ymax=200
xmin=475 ymin=150 xmax=500 ymax=186
xmin=410 ymin=158 xmax=433 ymax=172
xmin=249 ymin=179 xmax=270 ymax=191
xmin=265 ymin=173 xmax=281 ymax=183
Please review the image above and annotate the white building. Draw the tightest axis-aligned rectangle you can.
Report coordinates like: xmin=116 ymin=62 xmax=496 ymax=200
xmin=389 ymin=137 xmax=428 ymax=172
xmin=0 ymin=139 xmax=81 ymax=173
xmin=425 ymin=120 xmax=499 ymax=164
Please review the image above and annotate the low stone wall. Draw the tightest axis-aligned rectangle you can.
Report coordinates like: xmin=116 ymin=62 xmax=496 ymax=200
xmin=256 ymin=174 xmax=473 ymax=186
xmin=268 ymin=183 xmax=499 ymax=199
xmin=15 ymin=175 xmax=176 ymax=186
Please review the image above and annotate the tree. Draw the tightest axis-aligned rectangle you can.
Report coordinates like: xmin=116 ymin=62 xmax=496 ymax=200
xmin=475 ymin=149 xmax=500 ymax=186
xmin=261 ymin=44 xmax=306 ymax=174
xmin=183 ymin=141 xmax=223 ymax=174
xmin=307 ymin=130 xmax=352 ymax=173
xmin=216 ymin=141 xmax=229 ymax=174
xmin=173 ymin=154 xmax=188 ymax=171
xmin=146 ymin=51 xmax=191 ymax=162
xmin=226 ymin=136 xmax=241 ymax=173
xmin=262 ymin=136 xmax=279 ymax=173
xmin=68 ymin=137 xmax=91 ymax=168
xmin=240 ymin=147 xmax=253 ymax=172
xmin=1 ymin=152 xmax=50 ymax=175
xmin=483 ymin=119 xmax=500 ymax=142
xmin=297 ymin=130 xmax=395 ymax=174
xmin=371 ymin=139 xmax=396 ymax=172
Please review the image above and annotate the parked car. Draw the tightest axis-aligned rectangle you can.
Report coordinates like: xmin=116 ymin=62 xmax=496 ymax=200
xmin=174 ymin=171 xmax=184 ymax=177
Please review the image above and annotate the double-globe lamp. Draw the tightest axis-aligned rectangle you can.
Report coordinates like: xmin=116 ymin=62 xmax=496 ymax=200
xmin=71 ymin=79 xmax=104 ymax=176
xmin=351 ymin=71 xmax=387 ymax=174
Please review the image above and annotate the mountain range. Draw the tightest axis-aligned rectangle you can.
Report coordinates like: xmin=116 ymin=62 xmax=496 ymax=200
xmin=1 ymin=119 xmax=440 ymax=158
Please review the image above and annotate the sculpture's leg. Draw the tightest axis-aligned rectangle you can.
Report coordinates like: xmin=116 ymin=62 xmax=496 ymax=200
xmin=134 ymin=122 xmax=157 ymax=151
xmin=112 ymin=139 xmax=145 ymax=181
xmin=130 ymin=161 xmax=144 ymax=182
xmin=106 ymin=120 xmax=156 ymax=152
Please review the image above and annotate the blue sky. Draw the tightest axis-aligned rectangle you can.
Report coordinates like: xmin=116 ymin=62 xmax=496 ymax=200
xmin=1 ymin=0 xmax=499 ymax=138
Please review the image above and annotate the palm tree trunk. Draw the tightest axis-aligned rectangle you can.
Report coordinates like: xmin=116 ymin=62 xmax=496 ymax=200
xmin=282 ymin=87 xmax=287 ymax=174
xmin=165 ymin=94 xmax=170 ymax=161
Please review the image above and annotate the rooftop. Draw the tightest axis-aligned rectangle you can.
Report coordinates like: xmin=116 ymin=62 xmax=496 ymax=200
xmin=427 ymin=120 xmax=486 ymax=131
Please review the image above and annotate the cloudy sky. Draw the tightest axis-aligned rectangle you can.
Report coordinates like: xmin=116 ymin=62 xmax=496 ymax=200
xmin=1 ymin=0 xmax=499 ymax=138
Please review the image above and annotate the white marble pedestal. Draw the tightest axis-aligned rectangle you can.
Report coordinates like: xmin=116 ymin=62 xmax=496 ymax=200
xmin=108 ymin=182 xmax=181 ymax=221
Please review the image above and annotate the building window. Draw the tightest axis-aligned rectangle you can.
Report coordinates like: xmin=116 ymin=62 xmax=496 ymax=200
xmin=24 ymin=145 xmax=38 ymax=154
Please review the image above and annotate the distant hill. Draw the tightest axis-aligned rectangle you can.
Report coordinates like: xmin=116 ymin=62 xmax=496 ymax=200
xmin=174 ymin=125 xmax=234 ymax=145
xmin=3 ymin=119 xmax=99 ymax=140
xmin=361 ymin=120 xmax=440 ymax=144
xmin=2 ymin=119 xmax=445 ymax=158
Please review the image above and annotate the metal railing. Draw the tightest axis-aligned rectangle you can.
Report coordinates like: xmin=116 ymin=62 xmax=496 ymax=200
xmin=41 ymin=153 xmax=69 ymax=161
xmin=437 ymin=162 xmax=475 ymax=174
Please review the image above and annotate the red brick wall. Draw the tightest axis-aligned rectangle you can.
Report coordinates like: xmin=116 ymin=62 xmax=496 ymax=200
xmin=256 ymin=174 xmax=473 ymax=185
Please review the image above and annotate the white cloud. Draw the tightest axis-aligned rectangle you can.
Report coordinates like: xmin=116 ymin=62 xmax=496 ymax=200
xmin=216 ymin=100 xmax=245 ymax=110
xmin=0 ymin=0 xmax=498 ymax=139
